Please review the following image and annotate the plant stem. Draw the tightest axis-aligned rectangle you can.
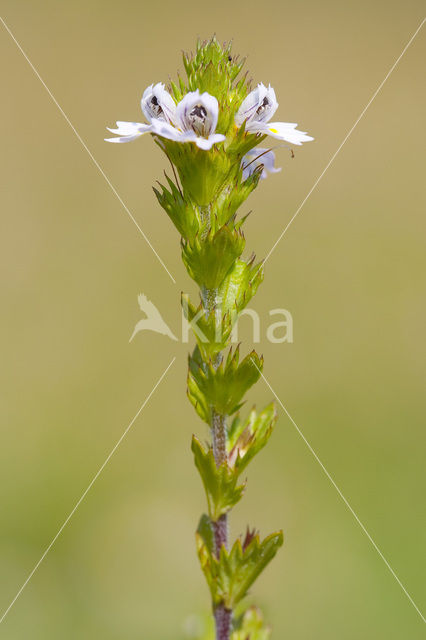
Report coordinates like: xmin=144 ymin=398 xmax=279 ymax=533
xmin=202 ymin=287 xmax=231 ymax=640
xmin=214 ymin=603 xmax=232 ymax=640
xmin=212 ymin=412 xmax=230 ymax=639
xmin=211 ymin=410 xmax=229 ymax=553
xmin=211 ymin=409 xmax=227 ymax=467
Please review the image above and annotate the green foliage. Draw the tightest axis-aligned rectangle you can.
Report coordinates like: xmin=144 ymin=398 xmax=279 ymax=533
xmin=188 ymin=346 xmax=263 ymax=424
xmin=197 ymin=514 xmax=216 ymax=555
xmin=182 ymin=225 xmax=245 ymax=290
xmin=162 ymin=142 xmax=234 ymax=207
xmin=154 ymin=171 xmax=257 ymax=244
xmin=181 ymin=255 xmax=264 ymax=363
xmin=225 ymin=122 xmax=268 ymax=158
xmin=231 ymin=607 xmax=272 ymax=640
xmin=153 ymin=174 xmax=201 ymax=239
xmin=183 ymin=38 xmax=246 ymax=92
xmin=219 ymin=258 xmax=264 ymax=319
xmin=228 ymin=404 xmax=277 ymax=474
xmin=181 ymin=37 xmax=249 ymax=135
xmin=213 ymin=167 xmax=262 ymax=229
xmin=181 ymin=294 xmax=231 ymax=361
xmin=192 ymin=407 xmax=277 ymax=519
xmin=197 ymin=526 xmax=283 ymax=608
xmin=191 ymin=404 xmax=277 ymax=520
xmin=182 ymin=145 xmax=235 ymax=206
xmin=192 ymin=438 xmax=246 ymax=520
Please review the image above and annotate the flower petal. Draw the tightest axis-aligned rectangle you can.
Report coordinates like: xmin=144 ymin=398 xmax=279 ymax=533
xmin=104 ymin=134 xmax=145 ymax=143
xmin=242 ymin=148 xmax=281 ymax=180
xmin=105 ymin=121 xmax=152 ymax=143
xmin=194 ymin=133 xmax=226 ymax=150
xmin=150 ymin=119 xmax=197 ymax=143
xmin=266 ymin=122 xmax=314 ymax=144
xmin=141 ymin=83 xmax=176 ymax=124
xmin=106 ymin=121 xmax=151 ymax=135
xmin=248 ymin=121 xmax=314 ymax=145
xmin=235 ymin=83 xmax=278 ymax=127
xmin=149 ymin=118 xmax=225 ymax=150
xmin=176 ymin=90 xmax=220 ymax=137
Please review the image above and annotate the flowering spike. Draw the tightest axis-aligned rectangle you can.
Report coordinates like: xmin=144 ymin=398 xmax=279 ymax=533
xmin=106 ymin=37 xmax=313 ymax=640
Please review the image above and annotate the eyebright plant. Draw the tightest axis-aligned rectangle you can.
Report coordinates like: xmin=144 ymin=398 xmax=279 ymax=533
xmin=106 ymin=37 xmax=313 ymax=640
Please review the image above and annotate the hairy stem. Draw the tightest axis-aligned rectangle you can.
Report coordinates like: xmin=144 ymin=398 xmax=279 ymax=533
xmin=211 ymin=410 xmax=229 ymax=555
xmin=202 ymin=287 xmax=231 ymax=640
xmin=212 ymin=413 xmax=230 ymax=640
xmin=211 ymin=409 xmax=227 ymax=467
xmin=214 ymin=603 xmax=232 ymax=640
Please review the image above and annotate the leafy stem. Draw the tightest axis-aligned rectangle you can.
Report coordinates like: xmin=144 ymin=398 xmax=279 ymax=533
xmin=108 ymin=35 xmax=312 ymax=640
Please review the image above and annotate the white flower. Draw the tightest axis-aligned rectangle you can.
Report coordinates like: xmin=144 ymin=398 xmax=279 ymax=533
xmin=235 ymin=83 xmax=313 ymax=146
xmin=241 ymin=148 xmax=281 ymax=181
xmin=174 ymin=91 xmax=226 ymax=150
xmin=105 ymin=85 xmax=225 ymax=150
xmin=141 ymin=83 xmax=176 ymax=124
xmin=105 ymin=83 xmax=173 ymax=143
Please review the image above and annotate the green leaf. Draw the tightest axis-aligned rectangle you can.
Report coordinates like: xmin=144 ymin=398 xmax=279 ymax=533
xmin=187 ymin=357 xmax=210 ymax=424
xmin=182 ymin=225 xmax=245 ymax=290
xmin=227 ymin=404 xmax=277 ymax=474
xmin=153 ymin=174 xmax=200 ymax=240
xmin=164 ymin=143 xmax=233 ymax=206
xmin=196 ymin=530 xmax=284 ymax=608
xmin=197 ymin=514 xmax=215 ymax=555
xmin=182 ymin=37 xmax=248 ymax=123
xmin=231 ymin=606 xmax=271 ymax=640
xmin=219 ymin=258 xmax=264 ymax=320
xmin=197 ymin=519 xmax=218 ymax=603
xmin=187 ymin=346 xmax=263 ymax=423
xmin=181 ymin=257 xmax=264 ymax=363
xmin=226 ymin=131 xmax=269 ymax=159
xmin=192 ymin=437 xmax=245 ymax=520
xmin=213 ymin=167 xmax=262 ymax=228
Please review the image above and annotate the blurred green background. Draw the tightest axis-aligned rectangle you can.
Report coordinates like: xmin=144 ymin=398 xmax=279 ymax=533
xmin=1 ymin=0 xmax=425 ymax=638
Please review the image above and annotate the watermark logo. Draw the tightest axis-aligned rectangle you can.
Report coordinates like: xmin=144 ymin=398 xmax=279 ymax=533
xmin=129 ymin=294 xmax=178 ymax=342
xmin=130 ymin=293 xmax=293 ymax=344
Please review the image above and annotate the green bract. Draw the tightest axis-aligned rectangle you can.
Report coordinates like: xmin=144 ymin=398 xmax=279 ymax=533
xmin=192 ymin=402 xmax=277 ymax=521
xmin=175 ymin=38 xmax=248 ymax=134
xmin=182 ymin=226 xmax=245 ymax=290
xmin=188 ymin=345 xmax=263 ymax=424
xmin=228 ymin=404 xmax=278 ymax=474
xmin=197 ymin=521 xmax=283 ymax=608
xmin=192 ymin=438 xmax=246 ymax=520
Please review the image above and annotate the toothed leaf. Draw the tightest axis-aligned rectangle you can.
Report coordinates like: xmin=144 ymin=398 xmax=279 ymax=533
xmin=196 ymin=530 xmax=284 ymax=607
xmin=228 ymin=404 xmax=277 ymax=474
xmin=197 ymin=513 xmax=215 ymax=555
xmin=192 ymin=436 xmax=245 ymax=520
xmin=182 ymin=225 xmax=245 ymax=290
xmin=219 ymin=259 xmax=264 ymax=319
xmin=188 ymin=346 xmax=263 ymax=423
xmin=181 ymin=294 xmax=231 ymax=361
xmin=153 ymin=175 xmax=200 ymax=239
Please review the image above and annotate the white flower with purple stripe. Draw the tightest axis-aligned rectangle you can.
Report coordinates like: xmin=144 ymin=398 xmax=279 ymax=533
xmin=105 ymin=85 xmax=225 ymax=151
xmin=174 ymin=91 xmax=226 ymax=150
xmin=235 ymin=83 xmax=313 ymax=146
xmin=242 ymin=148 xmax=281 ymax=181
